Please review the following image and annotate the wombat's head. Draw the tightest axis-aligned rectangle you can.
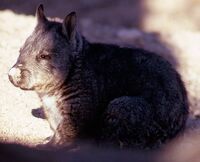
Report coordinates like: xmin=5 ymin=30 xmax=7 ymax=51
xmin=8 ymin=4 xmax=82 ymax=93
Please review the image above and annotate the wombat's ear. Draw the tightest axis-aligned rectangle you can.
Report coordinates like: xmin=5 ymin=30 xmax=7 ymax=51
xmin=36 ymin=4 xmax=47 ymax=24
xmin=62 ymin=12 xmax=77 ymax=42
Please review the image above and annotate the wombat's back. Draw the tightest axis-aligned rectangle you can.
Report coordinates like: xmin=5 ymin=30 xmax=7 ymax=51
xmin=84 ymin=43 xmax=188 ymax=147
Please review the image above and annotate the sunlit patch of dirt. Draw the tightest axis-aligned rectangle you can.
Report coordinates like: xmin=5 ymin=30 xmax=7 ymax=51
xmin=0 ymin=10 xmax=52 ymax=146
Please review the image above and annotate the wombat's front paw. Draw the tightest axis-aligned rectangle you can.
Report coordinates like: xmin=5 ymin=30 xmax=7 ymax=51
xmin=36 ymin=143 xmax=53 ymax=150
xmin=32 ymin=107 xmax=46 ymax=119
xmin=36 ymin=136 xmax=58 ymax=150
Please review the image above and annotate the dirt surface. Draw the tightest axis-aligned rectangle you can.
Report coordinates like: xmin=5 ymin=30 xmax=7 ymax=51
xmin=0 ymin=0 xmax=200 ymax=153
xmin=0 ymin=11 xmax=52 ymax=146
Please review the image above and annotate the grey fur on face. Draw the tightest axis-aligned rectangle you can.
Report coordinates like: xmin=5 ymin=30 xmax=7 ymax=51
xmin=8 ymin=4 xmax=189 ymax=150
xmin=9 ymin=5 xmax=83 ymax=93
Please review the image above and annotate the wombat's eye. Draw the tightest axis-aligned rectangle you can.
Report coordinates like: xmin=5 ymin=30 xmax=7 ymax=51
xmin=39 ymin=54 xmax=51 ymax=60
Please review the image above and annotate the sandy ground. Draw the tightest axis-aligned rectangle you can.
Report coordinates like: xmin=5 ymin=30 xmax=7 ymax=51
xmin=0 ymin=0 xmax=200 ymax=152
xmin=0 ymin=11 xmax=52 ymax=146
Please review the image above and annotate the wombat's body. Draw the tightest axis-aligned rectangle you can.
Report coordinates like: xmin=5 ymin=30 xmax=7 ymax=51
xmin=8 ymin=5 xmax=188 ymax=149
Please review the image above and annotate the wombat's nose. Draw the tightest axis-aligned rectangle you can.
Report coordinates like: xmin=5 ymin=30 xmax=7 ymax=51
xmin=8 ymin=66 xmax=22 ymax=86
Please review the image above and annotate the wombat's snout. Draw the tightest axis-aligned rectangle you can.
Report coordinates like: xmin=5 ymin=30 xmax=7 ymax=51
xmin=8 ymin=64 xmax=23 ymax=87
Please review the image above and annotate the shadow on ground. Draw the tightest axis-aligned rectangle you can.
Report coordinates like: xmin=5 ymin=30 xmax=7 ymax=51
xmin=0 ymin=0 xmax=145 ymax=28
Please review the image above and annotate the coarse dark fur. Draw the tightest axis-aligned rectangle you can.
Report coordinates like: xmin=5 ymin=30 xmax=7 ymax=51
xmin=8 ymin=4 xmax=188 ymax=149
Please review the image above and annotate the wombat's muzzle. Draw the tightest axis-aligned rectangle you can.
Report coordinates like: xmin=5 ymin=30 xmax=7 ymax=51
xmin=8 ymin=64 xmax=31 ymax=89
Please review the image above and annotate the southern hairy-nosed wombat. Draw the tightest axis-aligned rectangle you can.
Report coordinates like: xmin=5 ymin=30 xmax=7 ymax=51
xmin=8 ymin=4 xmax=188 ymax=149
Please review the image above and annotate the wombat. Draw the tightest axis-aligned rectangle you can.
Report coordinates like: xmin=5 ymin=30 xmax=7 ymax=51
xmin=8 ymin=4 xmax=188 ymax=149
